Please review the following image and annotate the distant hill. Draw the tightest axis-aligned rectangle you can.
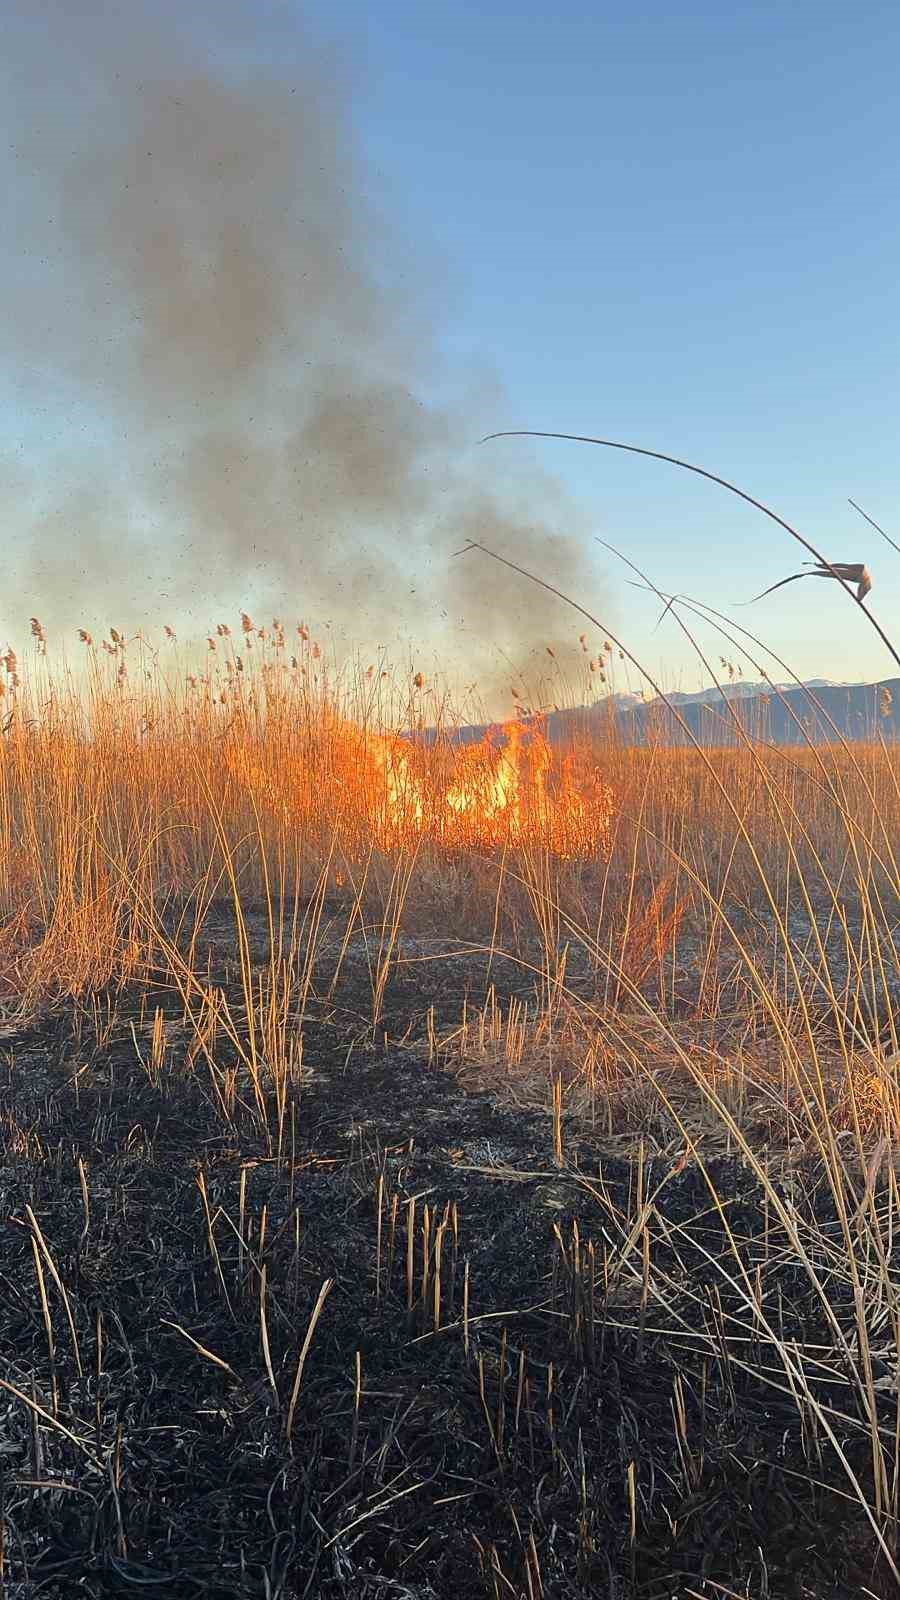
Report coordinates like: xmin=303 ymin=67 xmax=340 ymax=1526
xmin=439 ymin=680 xmax=900 ymax=749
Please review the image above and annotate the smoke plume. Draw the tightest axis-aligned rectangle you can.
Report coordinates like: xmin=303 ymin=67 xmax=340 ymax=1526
xmin=3 ymin=1 xmax=607 ymax=709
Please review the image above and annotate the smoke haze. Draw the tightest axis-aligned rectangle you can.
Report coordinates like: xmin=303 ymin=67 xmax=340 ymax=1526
xmin=3 ymin=1 xmax=608 ymax=708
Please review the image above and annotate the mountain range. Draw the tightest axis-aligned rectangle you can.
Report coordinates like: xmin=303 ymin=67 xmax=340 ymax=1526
xmin=449 ymin=679 xmax=900 ymax=748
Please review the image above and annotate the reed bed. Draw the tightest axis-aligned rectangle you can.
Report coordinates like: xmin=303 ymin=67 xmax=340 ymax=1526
xmin=0 ymin=617 xmax=900 ymax=1594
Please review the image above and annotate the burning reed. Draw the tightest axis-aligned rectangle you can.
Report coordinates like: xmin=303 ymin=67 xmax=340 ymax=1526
xmin=0 ymin=617 xmax=616 ymax=1004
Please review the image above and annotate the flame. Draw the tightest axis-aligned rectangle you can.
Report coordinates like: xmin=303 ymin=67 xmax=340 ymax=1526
xmin=447 ymin=720 xmax=539 ymax=841
xmin=226 ymin=711 xmax=614 ymax=858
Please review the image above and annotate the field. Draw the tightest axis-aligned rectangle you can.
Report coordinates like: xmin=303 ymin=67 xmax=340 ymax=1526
xmin=1 ymin=622 xmax=900 ymax=1598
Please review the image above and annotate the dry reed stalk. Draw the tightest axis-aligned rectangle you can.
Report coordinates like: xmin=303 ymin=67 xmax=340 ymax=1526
xmin=284 ymin=1278 xmax=334 ymax=1447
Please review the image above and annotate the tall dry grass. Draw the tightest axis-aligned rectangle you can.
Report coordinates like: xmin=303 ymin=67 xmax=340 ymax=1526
xmin=1 ymin=621 xmax=899 ymax=1025
xmin=4 ymin=612 xmax=900 ymax=1571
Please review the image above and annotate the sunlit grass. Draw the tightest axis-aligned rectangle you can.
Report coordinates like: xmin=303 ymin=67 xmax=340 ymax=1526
xmin=4 ymin=610 xmax=900 ymax=1577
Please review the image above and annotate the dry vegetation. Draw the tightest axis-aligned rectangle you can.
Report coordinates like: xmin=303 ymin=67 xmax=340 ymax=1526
xmin=1 ymin=619 xmax=900 ymax=1596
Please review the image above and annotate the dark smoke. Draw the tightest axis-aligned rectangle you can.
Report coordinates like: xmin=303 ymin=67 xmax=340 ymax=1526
xmin=3 ymin=1 xmax=608 ymax=707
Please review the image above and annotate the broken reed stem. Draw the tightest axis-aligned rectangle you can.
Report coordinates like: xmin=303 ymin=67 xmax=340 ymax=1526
xmin=160 ymin=1320 xmax=240 ymax=1383
xmin=197 ymin=1169 xmax=235 ymax=1321
xmin=259 ymin=1263 xmax=278 ymax=1399
xmin=406 ymin=1197 xmax=416 ymax=1318
xmin=0 ymin=1373 xmax=103 ymax=1469
xmin=30 ymin=1235 xmax=57 ymax=1415
xmin=77 ymin=1158 xmax=90 ymax=1246
xmin=348 ymin=1349 xmax=362 ymax=1472
xmin=375 ymin=1172 xmax=384 ymax=1300
xmin=25 ymin=1205 xmax=83 ymax=1381
xmin=284 ymin=1277 xmax=334 ymax=1448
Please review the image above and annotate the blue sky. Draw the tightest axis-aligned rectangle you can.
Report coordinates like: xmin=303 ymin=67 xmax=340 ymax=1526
xmin=4 ymin=0 xmax=900 ymax=704
xmin=337 ymin=0 xmax=900 ymax=682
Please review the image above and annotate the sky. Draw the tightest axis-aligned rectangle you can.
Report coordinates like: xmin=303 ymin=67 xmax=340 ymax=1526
xmin=3 ymin=0 xmax=900 ymax=713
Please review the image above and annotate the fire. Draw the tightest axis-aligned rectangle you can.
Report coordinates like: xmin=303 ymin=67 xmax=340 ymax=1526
xmin=226 ymin=711 xmax=614 ymax=858
xmin=445 ymin=719 xmax=551 ymax=843
xmin=447 ymin=719 xmax=526 ymax=829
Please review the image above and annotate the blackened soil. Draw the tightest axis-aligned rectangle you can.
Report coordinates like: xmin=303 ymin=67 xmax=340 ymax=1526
xmin=0 ymin=941 xmax=896 ymax=1598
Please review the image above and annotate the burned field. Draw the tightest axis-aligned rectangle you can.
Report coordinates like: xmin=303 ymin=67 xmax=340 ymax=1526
xmin=0 ymin=912 xmax=896 ymax=1600
xmin=5 ymin=0 xmax=900 ymax=1586
xmin=2 ymin=643 xmax=900 ymax=1597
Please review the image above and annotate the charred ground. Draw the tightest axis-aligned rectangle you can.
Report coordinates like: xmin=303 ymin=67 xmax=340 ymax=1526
xmin=0 ymin=907 xmax=895 ymax=1599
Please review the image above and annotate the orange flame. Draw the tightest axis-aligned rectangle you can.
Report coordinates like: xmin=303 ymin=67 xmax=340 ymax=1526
xmin=227 ymin=712 xmax=614 ymax=858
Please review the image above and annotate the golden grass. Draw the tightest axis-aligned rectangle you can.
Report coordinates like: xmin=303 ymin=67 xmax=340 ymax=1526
xmin=4 ymin=616 xmax=900 ymax=1573
xmin=0 ymin=623 xmax=899 ymax=1023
